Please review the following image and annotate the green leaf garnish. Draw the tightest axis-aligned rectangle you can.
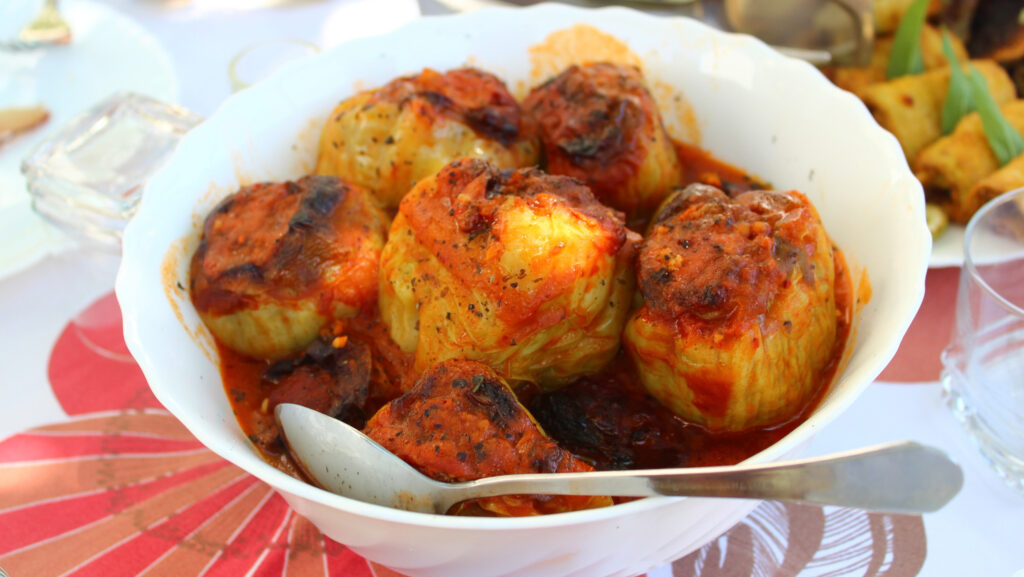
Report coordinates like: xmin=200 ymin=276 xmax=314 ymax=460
xmin=887 ymin=0 xmax=930 ymax=79
xmin=967 ymin=65 xmax=1024 ymax=166
xmin=940 ymin=30 xmax=972 ymax=134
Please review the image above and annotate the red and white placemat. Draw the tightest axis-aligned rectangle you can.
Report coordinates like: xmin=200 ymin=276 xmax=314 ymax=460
xmin=0 ymin=292 xmax=932 ymax=577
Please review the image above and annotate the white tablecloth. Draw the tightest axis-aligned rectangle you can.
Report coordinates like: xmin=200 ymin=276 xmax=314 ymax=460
xmin=1 ymin=2 xmax=1022 ymax=575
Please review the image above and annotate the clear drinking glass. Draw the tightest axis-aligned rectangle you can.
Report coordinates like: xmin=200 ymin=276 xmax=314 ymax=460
xmin=21 ymin=92 xmax=202 ymax=250
xmin=942 ymin=187 xmax=1024 ymax=496
xmin=228 ymin=39 xmax=319 ymax=92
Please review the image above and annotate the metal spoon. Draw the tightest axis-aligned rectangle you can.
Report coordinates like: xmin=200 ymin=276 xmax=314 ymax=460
xmin=19 ymin=0 xmax=71 ymax=46
xmin=276 ymin=403 xmax=963 ymax=515
xmin=1 ymin=0 xmax=71 ymax=51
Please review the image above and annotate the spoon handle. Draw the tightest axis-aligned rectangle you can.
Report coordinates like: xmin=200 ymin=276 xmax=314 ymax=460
xmin=459 ymin=441 xmax=962 ymax=514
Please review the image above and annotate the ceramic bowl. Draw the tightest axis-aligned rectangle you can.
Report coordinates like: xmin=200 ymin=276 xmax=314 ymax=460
xmin=116 ymin=4 xmax=931 ymax=577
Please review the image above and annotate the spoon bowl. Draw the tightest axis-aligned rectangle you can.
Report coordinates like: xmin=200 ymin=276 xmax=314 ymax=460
xmin=276 ymin=403 xmax=964 ymax=516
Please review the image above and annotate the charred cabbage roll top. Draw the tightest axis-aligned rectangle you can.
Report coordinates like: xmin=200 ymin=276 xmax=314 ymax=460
xmin=623 ymin=184 xmax=838 ymax=432
xmin=523 ymin=62 xmax=682 ymax=223
xmin=379 ymin=158 xmax=639 ymax=389
xmin=190 ymin=175 xmax=389 ymax=360
xmin=364 ymin=359 xmax=612 ymax=516
xmin=315 ymin=67 xmax=540 ymax=209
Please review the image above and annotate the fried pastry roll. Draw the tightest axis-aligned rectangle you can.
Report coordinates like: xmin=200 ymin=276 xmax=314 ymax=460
xmin=967 ymin=0 xmax=1024 ymax=64
xmin=379 ymin=158 xmax=638 ymax=388
xmin=623 ymin=184 xmax=838 ymax=432
xmin=364 ymin=359 xmax=612 ymax=516
xmin=967 ymin=153 xmax=1024 ymax=235
xmin=861 ymin=60 xmax=1016 ymax=160
xmin=315 ymin=67 xmax=539 ymax=209
xmin=190 ymin=175 xmax=388 ymax=359
xmin=914 ymin=100 xmax=1024 ymax=223
xmin=873 ymin=0 xmax=943 ymax=35
xmin=824 ymin=25 xmax=968 ymax=98
xmin=523 ymin=62 xmax=682 ymax=222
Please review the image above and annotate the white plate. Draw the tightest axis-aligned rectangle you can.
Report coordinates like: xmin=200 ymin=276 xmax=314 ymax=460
xmin=931 ymin=224 xmax=965 ymax=268
xmin=0 ymin=0 xmax=178 ymax=280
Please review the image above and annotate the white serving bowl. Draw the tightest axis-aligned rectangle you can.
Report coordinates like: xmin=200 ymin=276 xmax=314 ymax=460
xmin=116 ymin=4 xmax=931 ymax=577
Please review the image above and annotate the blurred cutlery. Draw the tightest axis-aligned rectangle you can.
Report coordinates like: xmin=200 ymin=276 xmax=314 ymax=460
xmin=1 ymin=0 xmax=70 ymax=51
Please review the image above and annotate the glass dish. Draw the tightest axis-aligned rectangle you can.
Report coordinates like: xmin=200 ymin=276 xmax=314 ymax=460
xmin=22 ymin=92 xmax=201 ymax=249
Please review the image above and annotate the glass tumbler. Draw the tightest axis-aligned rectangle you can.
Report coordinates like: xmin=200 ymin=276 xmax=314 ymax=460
xmin=21 ymin=92 xmax=201 ymax=359
xmin=942 ymin=187 xmax=1024 ymax=495
xmin=228 ymin=39 xmax=319 ymax=92
xmin=21 ymin=92 xmax=202 ymax=250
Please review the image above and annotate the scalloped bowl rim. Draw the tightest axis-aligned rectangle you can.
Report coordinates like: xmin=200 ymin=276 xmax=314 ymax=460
xmin=117 ymin=2 xmax=930 ymax=534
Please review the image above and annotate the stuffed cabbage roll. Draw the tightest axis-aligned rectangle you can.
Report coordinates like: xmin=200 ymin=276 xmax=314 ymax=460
xmin=364 ymin=359 xmax=612 ymax=516
xmin=523 ymin=62 xmax=682 ymax=223
xmin=190 ymin=175 xmax=388 ymax=359
xmin=316 ymin=67 xmax=539 ymax=209
xmin=379 ymin=158 xmax=638 ymax=388
xmin=624 ymin=184 xmax=838 ymax=432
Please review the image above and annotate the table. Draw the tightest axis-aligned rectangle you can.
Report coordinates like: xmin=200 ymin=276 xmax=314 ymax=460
xmin=1 ymin=2 xmax=1022 ymax=576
